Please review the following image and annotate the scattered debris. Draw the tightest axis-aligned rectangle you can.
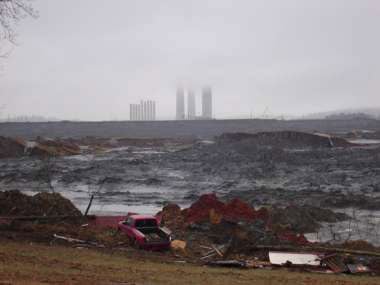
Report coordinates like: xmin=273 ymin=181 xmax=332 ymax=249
xmin=171 ymin=240 xmax=187 ymax=251
xmin=200 ymin=244 xmax=227 ymax=260
xmin=321 ymin=254 xmax=347 ymax=273
xmin=52 ymin=234 xmax=103 ymax=247
xmin=206 ymin=260 xmax=248 ymax=268
xmin=347 ymin=264 xmax=371 ymax=274
xmin=269 ymin=252 xmax=321 ymax=266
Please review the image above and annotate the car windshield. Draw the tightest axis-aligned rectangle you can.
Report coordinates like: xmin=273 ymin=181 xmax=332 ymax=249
xmin=135 ymin=219 xmax=157 ymax=228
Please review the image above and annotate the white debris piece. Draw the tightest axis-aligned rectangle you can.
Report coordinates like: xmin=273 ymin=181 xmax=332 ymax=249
xmin=269 ymin=252 xmax=321 ymax=266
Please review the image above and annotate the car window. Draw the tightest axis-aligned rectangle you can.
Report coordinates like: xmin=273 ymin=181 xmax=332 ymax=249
xmin=135 ymin=219 xmax=157 ymax=228
xmin=125 ymin=217 xmax=134 ymax=226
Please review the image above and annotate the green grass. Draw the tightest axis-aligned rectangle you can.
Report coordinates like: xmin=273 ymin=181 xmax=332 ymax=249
xmin=0 ymin=240 xmax=379 ymax=285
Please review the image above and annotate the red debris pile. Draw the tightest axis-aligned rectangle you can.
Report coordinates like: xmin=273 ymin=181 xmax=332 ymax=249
xmin=159 ymin=193 xmax=269 ymax=228
xmin=159 ymin=193 xmax=311 ymax=247
xmin=183 ymin=193 xmax=269 ymax=225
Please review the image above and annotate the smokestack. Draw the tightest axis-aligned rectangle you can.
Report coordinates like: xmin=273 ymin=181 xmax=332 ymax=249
xmin=176 ymin=88 xmax=185 ymax=120
xmin=153 ymin=101 xmax=156 ymax=120
xmin=202 ymin=86 xmax=212 ymax=119
xmin=187 ymin=90 xmax=196 ymax=120
xmin=148 ymin=100 xmax=152 ymax=120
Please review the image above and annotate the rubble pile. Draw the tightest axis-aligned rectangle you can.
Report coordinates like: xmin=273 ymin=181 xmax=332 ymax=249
xmin=183 ymin=193 xmax=269 ymax=224
xmin=159 ymin=194 xmax=269 ymax=228
xmin=159 ymin=194 xmax=309 ymax=249
xmin=0 ymin=190 xmax=82 ymax=216
xmin=217 ymin=131 xmax=354 ymax=149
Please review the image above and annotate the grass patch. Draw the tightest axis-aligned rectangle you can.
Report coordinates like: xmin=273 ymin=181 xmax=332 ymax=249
xmin=0 ymin=240 xmax=379 ymax=285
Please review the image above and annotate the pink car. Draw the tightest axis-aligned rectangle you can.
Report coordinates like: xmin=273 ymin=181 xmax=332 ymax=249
xmin=118 ymin=214 xmax=171 ymax=251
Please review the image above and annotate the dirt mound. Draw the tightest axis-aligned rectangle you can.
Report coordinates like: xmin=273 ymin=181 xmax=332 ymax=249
xmin=268 ymin=205 xmax=349 ymax=233
xmin=0 ymin=136 xmax=26 ymax=158
xmin=0 ymin=190 xmax=82 ymax=216
xmin=158 ymin=194 xmax=268 ymax=230
xmin=217 ymin=131 xmax=353 ymax=149
xmin=159 ymin=194 xmax=311 ymax=248
xmin=158 ymin=204 xmax=184 ymax=231
xmin=0 ymin=136 xmax=81 ymax=158
xmin=29 ymin=138 xmax=81 ymax=157
xmin=183 ymin=193 xmax=269 ymax=224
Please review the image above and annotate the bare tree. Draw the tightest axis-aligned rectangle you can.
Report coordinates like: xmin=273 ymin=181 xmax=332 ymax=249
xmin=0 ymin=0 xmax=37 ymax=54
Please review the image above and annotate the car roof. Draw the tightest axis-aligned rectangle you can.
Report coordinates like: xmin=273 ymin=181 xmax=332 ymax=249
xmin=129 ymin=214 xmax=157 ymax=220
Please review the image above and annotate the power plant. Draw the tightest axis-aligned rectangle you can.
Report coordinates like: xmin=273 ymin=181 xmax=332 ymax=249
xmin=130 ymin=100 xmax=156 ymax=121
xmin=176 ymin=86 xmax=213 ymax=120
xmin=129 ymin=87 xmax=212 ymax=121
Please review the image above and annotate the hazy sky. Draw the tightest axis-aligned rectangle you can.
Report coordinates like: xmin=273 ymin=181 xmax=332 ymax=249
xmin=1 ymin=0 xmax=379 ymax=120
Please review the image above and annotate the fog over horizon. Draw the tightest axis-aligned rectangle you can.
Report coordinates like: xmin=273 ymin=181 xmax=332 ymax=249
xmin=0 ymin=0 xmax=379 ymax=121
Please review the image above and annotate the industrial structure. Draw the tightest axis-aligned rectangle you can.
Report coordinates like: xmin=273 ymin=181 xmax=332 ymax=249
xmin=187 ymin=90 xmax=196 ymax=120
xmin=176 ymin=86 xmax=213 ymax=120
xmin=130 ymin=100 xmax=156 ymax=121
xmin=176 ymin=88 xmax=185 ymax=120
xmin=202 ymin=86 xmax=212 ymax=119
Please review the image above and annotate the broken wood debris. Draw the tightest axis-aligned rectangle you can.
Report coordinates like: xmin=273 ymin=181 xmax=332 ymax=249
xmin=321 ymin=254 xmax=347 ymax=273
xmin=206 ymin=260 xmax=248 ymax=268
xmin=52 ymin=234 xmax=104 ymax=248
xmin=200 ymin=244 xmax=226 ymax=260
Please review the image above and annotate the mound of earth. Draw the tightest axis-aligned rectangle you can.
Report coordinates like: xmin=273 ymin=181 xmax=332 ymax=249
xmin=183 ymin=193 xmax=269 ymax=224
xmin=158 ymin=194 xmax=310 ymax=249
xmin=0 ymin=137 xmax=26 ymax=158
xmin=0 ymin=136 xmax=80 ymax=158
xmin=0 ymin=190 xmax=82 ymax=216
xmin=268 ymin=205 xmax=349 ymax=233
xmin=34 ymin=137 xmax=81 ymax=156
xmin=158 ymin=194 xmax=269 ymax=229
xmin=217 ymin=131 xmax=353 ymax=149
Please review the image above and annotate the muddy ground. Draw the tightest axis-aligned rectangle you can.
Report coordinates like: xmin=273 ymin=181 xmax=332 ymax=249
xmin=1 ymin=130 xmax=380 ymax=245
xmin=1 ymin=118 xmax=379 ymax=139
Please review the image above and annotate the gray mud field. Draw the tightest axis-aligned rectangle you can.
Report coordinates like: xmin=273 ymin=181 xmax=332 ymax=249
xmin=1 ymin=128 xmax=380 ymax=245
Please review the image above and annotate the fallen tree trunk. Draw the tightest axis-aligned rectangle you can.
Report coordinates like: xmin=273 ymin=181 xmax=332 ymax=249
xmin=251 ymin=245 xmax=380 ymax=257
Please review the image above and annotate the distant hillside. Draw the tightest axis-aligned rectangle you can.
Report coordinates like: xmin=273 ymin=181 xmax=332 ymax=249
xmin=302 ymin=108 xmax=380 ymax=120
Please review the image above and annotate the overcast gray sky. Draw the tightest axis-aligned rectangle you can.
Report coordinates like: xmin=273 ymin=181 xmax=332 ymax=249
xmin=1 ymin=0 xmax=379 ymax=120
